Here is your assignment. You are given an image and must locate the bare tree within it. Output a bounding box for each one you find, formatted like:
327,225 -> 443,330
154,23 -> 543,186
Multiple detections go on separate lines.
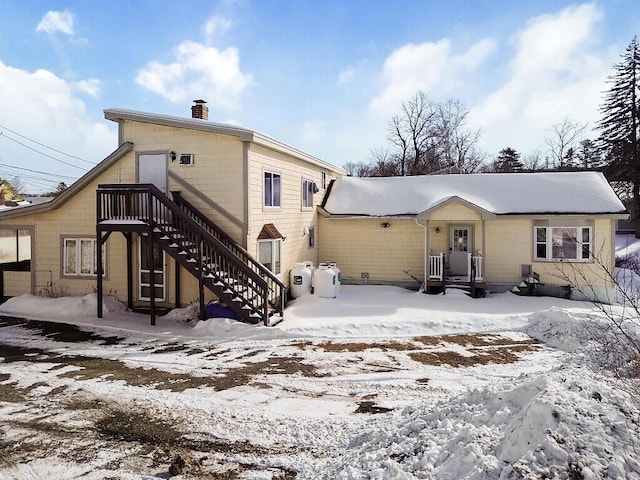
380,92 -> 484,176
342,161 -> 371,177
553,250 -> 640,395
545,117 -> 588,169
522,149 -> 546,171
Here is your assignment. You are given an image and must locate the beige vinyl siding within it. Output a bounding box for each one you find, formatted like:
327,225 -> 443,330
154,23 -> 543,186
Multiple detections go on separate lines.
248,144 -> 336,286
4,271 -> 31,296
319,217 -> 424,283
0,158 -> 135,298
483,219 -> 532,284
122,120 -> 246,245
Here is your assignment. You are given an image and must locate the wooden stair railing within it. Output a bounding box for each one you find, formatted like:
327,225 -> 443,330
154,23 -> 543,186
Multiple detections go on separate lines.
97,184 -> 283,325
171,191 -> 286,314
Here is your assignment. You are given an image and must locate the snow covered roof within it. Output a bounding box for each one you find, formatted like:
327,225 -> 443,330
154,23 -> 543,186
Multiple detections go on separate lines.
321,172 -> 627,217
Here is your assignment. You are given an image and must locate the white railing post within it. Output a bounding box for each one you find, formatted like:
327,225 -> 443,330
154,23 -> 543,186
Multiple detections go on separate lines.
472,256 -> 483,280
429,253 -> 444,280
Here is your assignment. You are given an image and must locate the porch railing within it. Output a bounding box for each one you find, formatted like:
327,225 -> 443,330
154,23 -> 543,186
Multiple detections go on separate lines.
428,252 -> 484,281
429,253 -> 445,280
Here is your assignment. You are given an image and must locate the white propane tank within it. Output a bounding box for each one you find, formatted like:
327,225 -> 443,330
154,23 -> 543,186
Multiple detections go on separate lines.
290,262 -> 314,298
314,264 -> 337,298
327,262 -> 341,294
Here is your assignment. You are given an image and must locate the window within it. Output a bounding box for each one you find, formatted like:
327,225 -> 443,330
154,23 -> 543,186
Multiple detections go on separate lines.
534,226 -> 591,261
63,238 -> 105,276
258,239 -> 281,275
264,171 -> 281,207
302,178 -> 314,209
321,171 -> 327,189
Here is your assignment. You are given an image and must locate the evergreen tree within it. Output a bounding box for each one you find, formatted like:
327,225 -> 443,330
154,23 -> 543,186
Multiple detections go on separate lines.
495,147 -> 523,173
598,36 -> 640,235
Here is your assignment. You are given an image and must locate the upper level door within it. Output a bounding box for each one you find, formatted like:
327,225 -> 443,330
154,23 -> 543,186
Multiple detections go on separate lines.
138,153 -> 167,193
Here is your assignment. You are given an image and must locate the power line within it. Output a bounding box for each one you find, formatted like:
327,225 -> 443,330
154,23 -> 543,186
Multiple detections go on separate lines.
0,162 -> 78,180
0,123 -> 94,165
0,131 -> 87,171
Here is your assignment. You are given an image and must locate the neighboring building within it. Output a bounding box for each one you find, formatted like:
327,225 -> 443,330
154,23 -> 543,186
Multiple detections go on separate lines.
0,101 -> 344,323
319,172 -> 627,302
0,181 -> 24,206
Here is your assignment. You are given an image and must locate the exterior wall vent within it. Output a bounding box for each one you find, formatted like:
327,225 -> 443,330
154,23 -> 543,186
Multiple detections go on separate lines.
179,154 -> 194,166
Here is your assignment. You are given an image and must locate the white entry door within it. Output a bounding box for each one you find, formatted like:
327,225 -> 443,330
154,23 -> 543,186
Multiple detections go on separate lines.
138,153 -> 167,192
449,226 -> 473,276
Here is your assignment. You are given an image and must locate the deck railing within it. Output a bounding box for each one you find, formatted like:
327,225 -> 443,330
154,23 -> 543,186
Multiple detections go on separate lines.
97,184 -> 282,325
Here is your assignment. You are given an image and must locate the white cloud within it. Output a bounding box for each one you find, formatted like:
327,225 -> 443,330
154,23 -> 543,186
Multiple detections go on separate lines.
36,11 -> 74,36
0,60 -> 115,191
74,79 -> 101,97
370,37 -> 496,114
204,15 -> 232,43
135,41 -> 253,109
469,3 -> 607,154
337,66 -> 356,85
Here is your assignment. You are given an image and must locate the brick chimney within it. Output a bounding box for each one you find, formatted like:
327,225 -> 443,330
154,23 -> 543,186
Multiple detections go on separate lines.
191,99 -> 208,120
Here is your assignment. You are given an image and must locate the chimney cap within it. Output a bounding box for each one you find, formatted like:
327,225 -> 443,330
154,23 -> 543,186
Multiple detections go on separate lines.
193,99 -> 207,105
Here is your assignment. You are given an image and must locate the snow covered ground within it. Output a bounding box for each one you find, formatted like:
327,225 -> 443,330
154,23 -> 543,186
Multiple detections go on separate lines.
1,283 -> 640,479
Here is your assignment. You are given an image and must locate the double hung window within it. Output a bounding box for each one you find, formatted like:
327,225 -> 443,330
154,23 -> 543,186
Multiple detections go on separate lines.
63,238 -> 105,276
264,172 -> 281,207
302,179 -> 314,209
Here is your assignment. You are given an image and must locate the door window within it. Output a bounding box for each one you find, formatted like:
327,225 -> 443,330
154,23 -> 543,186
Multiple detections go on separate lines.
451,228 -> 470,252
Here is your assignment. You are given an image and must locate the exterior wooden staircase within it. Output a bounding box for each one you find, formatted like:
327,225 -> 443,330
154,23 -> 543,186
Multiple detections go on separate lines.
96,184 -> 286,325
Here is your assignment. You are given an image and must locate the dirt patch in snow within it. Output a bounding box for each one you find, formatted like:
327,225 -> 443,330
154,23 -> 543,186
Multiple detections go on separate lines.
0,342 -> 322,392
410,344 -> 540,367
0,316 -> 124,344
294,334 -> 540,369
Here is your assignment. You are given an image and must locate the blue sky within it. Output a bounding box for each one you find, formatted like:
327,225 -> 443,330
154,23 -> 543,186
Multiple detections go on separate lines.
0,1 -> 638,192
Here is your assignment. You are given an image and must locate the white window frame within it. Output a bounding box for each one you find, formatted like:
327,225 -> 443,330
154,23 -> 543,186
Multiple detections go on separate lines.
258,239 -> 282,275
533,226 -> 592,262
302,178 -> 314,209
264,171 -> 281,208
62,237 -> 106,277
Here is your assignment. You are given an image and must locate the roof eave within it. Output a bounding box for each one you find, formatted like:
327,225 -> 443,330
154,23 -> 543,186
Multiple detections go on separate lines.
104,108 -> 345,175
0,141 -> 134,220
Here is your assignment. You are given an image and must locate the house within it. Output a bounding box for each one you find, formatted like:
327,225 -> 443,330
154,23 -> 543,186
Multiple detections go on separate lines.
0,181 -> 24,207
0,101 -> 344,324
0,101 -> 627,321
318,172 -> 627,301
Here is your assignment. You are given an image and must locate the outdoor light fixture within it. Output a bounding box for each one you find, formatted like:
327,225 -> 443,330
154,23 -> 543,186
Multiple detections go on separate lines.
380,222 -> 391,228
170,151 -> 177,162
